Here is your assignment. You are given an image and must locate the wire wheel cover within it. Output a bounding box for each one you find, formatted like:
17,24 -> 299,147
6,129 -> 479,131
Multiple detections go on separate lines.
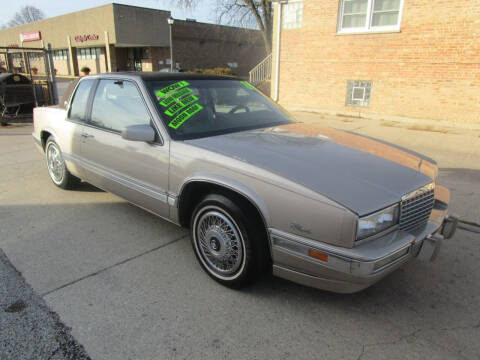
196,210 -> 244,276
47,143 -> 64,183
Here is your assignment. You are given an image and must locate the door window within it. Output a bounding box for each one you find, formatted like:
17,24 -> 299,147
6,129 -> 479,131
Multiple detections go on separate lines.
90,80 -> 152,133
69,79 -> 95,122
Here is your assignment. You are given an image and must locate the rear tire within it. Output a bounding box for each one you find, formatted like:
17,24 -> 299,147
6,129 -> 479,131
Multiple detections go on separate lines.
45,136 -> 81,189
190,193 -> 268,289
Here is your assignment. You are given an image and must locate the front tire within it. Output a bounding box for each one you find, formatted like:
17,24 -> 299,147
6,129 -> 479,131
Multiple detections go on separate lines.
45,137 -> 80,189
190,193 -> 268,289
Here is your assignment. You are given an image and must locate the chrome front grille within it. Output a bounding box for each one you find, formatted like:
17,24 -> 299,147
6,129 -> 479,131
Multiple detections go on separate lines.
399,183 -> 435,232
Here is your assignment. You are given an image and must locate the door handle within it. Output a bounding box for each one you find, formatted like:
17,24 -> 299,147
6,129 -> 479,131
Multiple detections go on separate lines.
80,133 -> 94,138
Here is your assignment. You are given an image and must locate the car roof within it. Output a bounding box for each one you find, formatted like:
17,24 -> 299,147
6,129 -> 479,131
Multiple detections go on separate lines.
63,72 -> 240,109
85,72 -> 238,81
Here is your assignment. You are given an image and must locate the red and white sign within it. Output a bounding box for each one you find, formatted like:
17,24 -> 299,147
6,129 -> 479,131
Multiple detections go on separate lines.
20,31 -> 42,42
74,34 -> 99,43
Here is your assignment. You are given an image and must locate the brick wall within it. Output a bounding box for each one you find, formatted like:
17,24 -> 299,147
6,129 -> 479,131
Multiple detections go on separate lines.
172,21 -> 266,76
273,0 -> 480,124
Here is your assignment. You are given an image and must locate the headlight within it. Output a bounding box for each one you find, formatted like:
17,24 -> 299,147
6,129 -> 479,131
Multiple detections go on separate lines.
357,204 -> 399,240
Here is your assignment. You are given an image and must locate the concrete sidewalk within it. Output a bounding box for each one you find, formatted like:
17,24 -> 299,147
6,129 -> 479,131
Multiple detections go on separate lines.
291,111 -> 480,171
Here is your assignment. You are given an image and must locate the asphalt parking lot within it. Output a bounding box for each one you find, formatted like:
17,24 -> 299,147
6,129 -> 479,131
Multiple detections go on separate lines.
1,121 -> 479,359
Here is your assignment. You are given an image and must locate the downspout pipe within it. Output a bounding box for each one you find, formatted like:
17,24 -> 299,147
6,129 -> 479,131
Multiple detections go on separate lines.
274,1 -> 286,102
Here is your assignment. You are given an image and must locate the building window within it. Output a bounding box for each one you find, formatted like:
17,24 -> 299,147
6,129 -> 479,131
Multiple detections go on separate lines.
11,53 -> 22,60
28,53 -> 43,61
10,53 -> 23,68
77,48 -> 101,60
283,0 -> 303,29
53,49 -> 69,60
346,80 -> 372,107
338,0 -> 404,34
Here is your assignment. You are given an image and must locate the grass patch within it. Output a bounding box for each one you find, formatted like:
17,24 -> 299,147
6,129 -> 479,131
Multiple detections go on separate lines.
407,124 -> 450,134
381,121 -> 399,127
336,112 -> 361,119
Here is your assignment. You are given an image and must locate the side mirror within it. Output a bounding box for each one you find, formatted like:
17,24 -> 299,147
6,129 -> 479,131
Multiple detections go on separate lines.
121,124 -> 156,142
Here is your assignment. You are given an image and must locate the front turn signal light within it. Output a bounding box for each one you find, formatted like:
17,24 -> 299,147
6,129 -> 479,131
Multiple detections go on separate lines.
308,249 -> 329,262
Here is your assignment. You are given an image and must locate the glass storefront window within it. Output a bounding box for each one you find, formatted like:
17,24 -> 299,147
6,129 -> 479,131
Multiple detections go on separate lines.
53,50 -> 68,60
77,47 -> 102,60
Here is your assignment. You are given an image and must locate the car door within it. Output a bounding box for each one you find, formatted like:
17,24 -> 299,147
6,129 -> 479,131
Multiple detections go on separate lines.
62,78 -> 97,179
80,78 -> 170,218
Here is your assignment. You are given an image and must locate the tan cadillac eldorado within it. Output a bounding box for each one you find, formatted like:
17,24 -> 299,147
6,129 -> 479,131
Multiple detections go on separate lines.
32,73 -> 457,293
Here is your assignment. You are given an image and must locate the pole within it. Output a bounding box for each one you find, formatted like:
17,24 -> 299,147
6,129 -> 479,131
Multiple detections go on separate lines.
104,31 -> 112,73
67,36 -> 75,76
169,23 -> 174,72
5,48 -> 10,72
46,43 -> 58,105
26,49 -> 38,107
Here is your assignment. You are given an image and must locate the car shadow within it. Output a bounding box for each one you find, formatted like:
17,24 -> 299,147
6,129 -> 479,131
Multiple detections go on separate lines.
75,182 -> 104,192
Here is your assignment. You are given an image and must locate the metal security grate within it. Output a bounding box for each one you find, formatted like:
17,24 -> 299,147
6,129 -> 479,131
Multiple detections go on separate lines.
399,183 -> 435,232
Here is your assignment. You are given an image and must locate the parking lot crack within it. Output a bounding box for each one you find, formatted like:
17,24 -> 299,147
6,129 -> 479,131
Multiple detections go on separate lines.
438,321 -> 480,332
357,329 -> 421,360
357,323 -> 478,360
41,234 -> 189,297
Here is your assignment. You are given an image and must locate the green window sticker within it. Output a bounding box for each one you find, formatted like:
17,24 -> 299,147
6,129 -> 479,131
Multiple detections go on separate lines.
160,87 -> 193,107
165,94 -> 198,117
155,80 -> 189,98
240,81 -> 256,91
168,103 -> 203,129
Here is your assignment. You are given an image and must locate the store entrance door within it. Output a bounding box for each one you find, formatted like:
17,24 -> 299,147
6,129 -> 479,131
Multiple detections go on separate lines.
133,48 -> 142,72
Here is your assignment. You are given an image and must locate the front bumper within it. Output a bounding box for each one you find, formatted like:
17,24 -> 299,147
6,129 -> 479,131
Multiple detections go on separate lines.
270,185 -> 456,293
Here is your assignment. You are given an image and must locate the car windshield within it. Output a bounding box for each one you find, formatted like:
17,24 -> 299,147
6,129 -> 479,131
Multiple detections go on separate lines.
145,79 -> 293,140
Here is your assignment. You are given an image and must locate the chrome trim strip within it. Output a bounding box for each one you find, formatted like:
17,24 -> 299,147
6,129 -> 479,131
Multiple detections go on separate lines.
167,194 -> 178,207
270,228 -> 354,260
63,152 -> 169,203
270,228 -> 414,277
401,182 -> 435,201
399,183 -> 435,231
269,228 -> 409,262
178,178 -> 271,227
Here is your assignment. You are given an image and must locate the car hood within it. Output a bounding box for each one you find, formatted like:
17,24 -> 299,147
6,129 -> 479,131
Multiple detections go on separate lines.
185,122 -> 436,215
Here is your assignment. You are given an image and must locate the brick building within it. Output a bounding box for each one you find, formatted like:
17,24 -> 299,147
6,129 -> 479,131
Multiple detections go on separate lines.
270,0 -> 480,124
0,3 -> 265,77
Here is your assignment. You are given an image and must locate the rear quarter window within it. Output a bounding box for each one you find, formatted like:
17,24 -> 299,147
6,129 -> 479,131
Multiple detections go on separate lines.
68,79 -> 95,122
